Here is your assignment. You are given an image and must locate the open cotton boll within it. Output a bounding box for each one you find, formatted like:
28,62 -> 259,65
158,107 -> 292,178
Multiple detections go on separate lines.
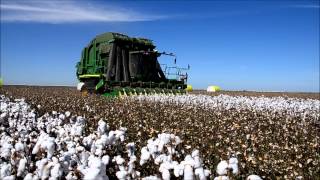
102,155 -> 110,165
97,119 -> 109,135
0,163 -> 12,178
107,131 -> 116,144
24,173 -> 34,180
195,167 -> 208,180
181,155 -> 195,180
173,163 -> 184,177
2,175 -> 15,180
84,168 -> 100,180
159,162 -> 174,180
228,157 -> 239,174
32,132 -> 48,155
204,169 -> 211,177
214,176 -> 230,180
17,158 -> 27,177
115,128 -> 126,142
50,160 -> 62,178
140,147 -> 151,165
58,113 -> 66,120
142,175 -> 161,180
114,155 -> 125,165
43,137 -> 56,158
216,160 -> 228,175
192,150 -> 202,168
0,143 -> 13,159
65,111 -> 71,118
116,170 -> 128,180
247,175 -> 262,180
41,162 -> 54,180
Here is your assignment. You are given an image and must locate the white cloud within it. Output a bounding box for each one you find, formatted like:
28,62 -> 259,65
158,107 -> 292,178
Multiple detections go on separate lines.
0,0 -> 166,23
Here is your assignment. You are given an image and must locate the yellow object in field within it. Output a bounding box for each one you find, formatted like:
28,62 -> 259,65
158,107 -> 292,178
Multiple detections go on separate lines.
207,85 -> 221,92
186,85 -> 193,91
0,78 -> 3,87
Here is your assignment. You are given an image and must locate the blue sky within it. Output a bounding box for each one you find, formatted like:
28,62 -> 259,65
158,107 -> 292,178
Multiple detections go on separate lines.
1,0 -> 319,92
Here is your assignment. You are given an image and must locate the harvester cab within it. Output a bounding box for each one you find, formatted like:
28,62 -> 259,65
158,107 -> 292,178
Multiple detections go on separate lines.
76,32 -> 188,96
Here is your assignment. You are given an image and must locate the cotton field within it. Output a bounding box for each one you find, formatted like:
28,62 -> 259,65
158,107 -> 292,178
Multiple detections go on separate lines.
0,86 -> 319,179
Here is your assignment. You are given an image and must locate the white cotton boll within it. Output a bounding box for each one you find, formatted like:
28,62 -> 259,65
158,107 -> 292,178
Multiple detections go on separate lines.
95,148 -> 103,156
71,125 -> 84,136
50,162 -> 62,178
247,175 -> 262,180
97,120 -> 108,135
102,155 -> 110,165
159,162 -> 174,180
59,114 -> 65,120
65,111 -> 71,118
84,168 -> 100,180
88,155 -> 102,168
216,160 -> 228,175
214,176 -> 229,180
76,145 -> 85,153
192,150 -> 201,168
158,141 -> 165,152
32,133 -> 46,155
2,175 -> 15,180
183,164 -> 194,180
181,155 -> 195,180
192,150 -> 199,158
0,163 -> 12,178
228,157 -> 239,175
17,158 -> 27,177
0,112 -> 7,119
140,147 -> 151,165
173,163 -> 184,177
76,116 -> 85,125
41,162 -> 53,180
195,167 -> 207,180
154,154 -> 167,165
115,129 -> 125,142
42,137 -> 56,159
204,169 -> 211,177
1,143 -> 13,159
80,151 -> 90,165
114,155 -> 125,165
160,168 -> 170,180
24,173 -> 33,180
116,170 -> 128,180
36,158 -> 48,178
66,172 -> 76,180
83,135 -> 94,147
99,134 -> 109,146
108,131 -> 116,144
128,155 -> 137,175
142,176 -> 161,180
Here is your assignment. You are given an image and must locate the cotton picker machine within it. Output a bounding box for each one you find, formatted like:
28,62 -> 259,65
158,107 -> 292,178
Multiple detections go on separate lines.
76,32 -> 189,97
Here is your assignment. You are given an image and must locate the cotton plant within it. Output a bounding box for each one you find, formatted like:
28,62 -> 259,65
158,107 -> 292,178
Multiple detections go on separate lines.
139,132 -> 211,180
1,94 -> 305,179
132,94 -> 320,118
0,96 -> 132,179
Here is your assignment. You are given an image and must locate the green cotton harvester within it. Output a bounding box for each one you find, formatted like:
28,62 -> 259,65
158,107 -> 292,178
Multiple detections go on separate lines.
76,32 -> 189,97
